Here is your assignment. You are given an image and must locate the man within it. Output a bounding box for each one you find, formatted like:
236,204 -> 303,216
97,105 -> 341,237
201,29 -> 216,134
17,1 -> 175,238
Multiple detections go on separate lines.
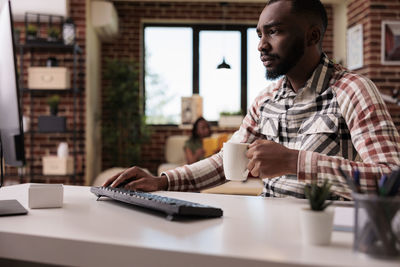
104,0 -> 400,199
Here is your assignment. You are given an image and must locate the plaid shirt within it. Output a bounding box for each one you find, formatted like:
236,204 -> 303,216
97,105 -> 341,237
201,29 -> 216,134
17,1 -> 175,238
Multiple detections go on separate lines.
163,54 -> 400,199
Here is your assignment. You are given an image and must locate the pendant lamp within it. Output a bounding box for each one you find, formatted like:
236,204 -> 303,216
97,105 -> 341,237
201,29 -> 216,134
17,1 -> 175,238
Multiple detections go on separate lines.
217,2 -> 231,70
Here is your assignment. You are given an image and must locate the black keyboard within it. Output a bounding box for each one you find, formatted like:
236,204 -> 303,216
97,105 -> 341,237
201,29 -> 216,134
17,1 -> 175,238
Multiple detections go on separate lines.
90,186 -> 223,220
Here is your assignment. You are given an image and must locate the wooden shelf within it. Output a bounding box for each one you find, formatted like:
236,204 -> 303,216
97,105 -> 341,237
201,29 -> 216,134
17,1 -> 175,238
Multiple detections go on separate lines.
22,88 -> 75,93
16,43 -> 82,53
24,130 -> 79,135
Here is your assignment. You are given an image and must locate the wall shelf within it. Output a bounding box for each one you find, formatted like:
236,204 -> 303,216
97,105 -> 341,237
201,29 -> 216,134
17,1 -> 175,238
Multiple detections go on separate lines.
17,43 -> 82,53
21,88 -> 82,94
18,42 -> 83,184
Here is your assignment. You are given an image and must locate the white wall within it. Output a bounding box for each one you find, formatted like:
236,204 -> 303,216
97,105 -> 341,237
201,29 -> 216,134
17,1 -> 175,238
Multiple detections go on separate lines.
85,0 -> 102,185
333,1 -> 348,66
9,0 -> 69,21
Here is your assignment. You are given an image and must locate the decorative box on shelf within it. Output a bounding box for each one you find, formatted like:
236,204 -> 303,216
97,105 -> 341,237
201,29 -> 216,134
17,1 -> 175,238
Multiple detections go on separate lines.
42,156 -> 73,175
181,94 -> 203,126
38,116 -> 66,133
28,67 -> 70,89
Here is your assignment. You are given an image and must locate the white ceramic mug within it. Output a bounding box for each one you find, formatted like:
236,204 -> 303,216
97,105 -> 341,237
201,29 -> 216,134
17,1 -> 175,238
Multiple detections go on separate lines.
223,142 -> 249,181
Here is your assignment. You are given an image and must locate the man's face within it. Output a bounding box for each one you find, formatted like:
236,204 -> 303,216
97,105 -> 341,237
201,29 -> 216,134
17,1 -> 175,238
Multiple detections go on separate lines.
256,1 -> 307,80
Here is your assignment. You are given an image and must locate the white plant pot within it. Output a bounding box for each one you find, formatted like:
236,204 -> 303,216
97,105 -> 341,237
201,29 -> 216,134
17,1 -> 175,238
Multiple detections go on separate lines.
300,207 -> 334,246
218,115 -> 243,128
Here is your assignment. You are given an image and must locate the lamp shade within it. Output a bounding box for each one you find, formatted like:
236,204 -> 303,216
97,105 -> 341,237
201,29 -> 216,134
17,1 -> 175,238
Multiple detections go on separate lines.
217,57 -> 231,69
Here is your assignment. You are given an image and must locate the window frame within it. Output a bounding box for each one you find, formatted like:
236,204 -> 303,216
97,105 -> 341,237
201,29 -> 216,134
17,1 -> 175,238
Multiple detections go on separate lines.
143,23 -> 257,124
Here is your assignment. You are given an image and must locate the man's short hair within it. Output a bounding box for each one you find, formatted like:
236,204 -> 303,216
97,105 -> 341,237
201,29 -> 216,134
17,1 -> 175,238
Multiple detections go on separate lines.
267,0 -> 328,37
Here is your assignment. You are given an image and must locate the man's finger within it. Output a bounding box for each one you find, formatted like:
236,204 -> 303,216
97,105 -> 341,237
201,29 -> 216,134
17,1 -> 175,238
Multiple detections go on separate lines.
246,145 -> 255,158
128,178 -> 156,192
111,167 -> 139,187
250,162 -> 260,177
248,139 -> 261,148
247,159 -> 256,175
102,170 -> 125,187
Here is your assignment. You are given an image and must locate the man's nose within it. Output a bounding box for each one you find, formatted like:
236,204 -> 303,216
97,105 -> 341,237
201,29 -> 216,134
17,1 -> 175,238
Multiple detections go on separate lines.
258,37 -> 271,52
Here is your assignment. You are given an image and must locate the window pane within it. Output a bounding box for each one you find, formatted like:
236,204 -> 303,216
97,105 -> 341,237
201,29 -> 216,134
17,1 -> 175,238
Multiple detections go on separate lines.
144,27 -> 192,124
247,28 -> 271,109
199,31 -> 241,121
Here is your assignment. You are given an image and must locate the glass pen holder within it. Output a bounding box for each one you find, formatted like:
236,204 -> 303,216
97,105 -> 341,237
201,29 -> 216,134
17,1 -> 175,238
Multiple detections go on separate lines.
353,193 -> 400,258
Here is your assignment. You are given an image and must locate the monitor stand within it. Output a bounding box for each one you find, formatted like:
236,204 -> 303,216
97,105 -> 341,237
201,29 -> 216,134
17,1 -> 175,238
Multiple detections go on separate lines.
0,139 -> 28,216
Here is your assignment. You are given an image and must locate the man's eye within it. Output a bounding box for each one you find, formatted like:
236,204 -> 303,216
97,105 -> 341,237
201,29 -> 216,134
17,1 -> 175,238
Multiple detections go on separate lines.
268,29 -> 277,35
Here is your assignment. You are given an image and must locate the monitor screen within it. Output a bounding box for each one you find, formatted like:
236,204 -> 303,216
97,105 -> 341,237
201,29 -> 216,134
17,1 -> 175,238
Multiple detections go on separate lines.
0,0 -> 25,167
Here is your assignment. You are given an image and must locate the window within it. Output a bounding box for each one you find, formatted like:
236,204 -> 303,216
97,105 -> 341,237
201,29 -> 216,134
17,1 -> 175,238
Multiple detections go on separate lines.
199,31 -> 241,121
247,28 -> 270,108
143,24 -> 273,125
144,27 -> 192,124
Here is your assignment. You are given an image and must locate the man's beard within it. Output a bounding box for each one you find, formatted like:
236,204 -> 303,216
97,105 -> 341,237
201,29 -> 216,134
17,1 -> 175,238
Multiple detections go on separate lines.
265,36 -> 305,80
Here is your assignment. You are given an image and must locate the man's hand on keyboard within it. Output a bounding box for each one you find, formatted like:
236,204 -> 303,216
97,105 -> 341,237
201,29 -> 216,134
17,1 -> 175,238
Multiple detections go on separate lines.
102,166 -> 168,192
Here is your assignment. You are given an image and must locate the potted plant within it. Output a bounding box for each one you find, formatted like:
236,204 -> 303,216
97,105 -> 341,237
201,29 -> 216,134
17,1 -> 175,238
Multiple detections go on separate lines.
218,110 -> 244,128
47,27 -> 60,42
300,180 -> 334,245
26,24 -> 38,41
47,95 -> 60,116
102,58 -> 150,167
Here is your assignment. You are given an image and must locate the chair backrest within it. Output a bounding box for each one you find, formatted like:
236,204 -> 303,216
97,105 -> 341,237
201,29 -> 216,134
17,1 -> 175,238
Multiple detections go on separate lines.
92,167 -> 126,186
165,135 -> 189,164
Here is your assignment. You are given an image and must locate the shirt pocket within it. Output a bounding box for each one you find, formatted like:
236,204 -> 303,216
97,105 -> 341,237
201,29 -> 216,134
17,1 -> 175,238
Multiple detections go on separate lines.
299,114 -> 339,135
260,117 -> 279,141
299,114 -> 340,153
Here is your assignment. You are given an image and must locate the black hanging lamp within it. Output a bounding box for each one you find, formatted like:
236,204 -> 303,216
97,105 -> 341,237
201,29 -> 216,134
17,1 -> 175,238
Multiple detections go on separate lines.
217,57 -> 231,69
217,2 -> 231,70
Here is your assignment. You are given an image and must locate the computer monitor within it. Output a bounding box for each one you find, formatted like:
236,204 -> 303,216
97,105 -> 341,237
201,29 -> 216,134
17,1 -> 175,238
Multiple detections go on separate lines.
0,0 -> 27,216
0,0 -> 25,168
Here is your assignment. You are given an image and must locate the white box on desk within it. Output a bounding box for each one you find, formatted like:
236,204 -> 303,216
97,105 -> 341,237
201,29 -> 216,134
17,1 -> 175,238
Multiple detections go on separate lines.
42,156 -> 73,175
28,184 -> 64,209
28,67 -> 71,89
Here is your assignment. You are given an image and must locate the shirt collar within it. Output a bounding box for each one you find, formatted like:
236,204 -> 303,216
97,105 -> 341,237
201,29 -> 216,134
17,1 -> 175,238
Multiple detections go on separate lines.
273,53 -> 334,101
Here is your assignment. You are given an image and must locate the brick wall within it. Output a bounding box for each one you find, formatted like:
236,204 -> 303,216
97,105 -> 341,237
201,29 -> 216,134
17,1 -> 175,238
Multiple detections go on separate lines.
101,1 -> 334,174
6,0 -> 86,185
347,0 -> 400,128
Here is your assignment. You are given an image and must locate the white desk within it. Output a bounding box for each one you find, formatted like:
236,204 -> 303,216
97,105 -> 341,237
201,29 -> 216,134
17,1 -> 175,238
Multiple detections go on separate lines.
0,184 -> 399,267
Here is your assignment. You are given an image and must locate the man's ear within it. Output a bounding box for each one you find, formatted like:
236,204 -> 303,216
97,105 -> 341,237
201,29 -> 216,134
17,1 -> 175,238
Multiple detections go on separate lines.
306,26 -> 321,47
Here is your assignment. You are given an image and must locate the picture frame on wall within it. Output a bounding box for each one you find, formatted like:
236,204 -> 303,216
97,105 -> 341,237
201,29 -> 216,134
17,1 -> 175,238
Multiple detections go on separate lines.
382,21 -> 400,65
347,24 -> 363,70
181,95 -> 203,126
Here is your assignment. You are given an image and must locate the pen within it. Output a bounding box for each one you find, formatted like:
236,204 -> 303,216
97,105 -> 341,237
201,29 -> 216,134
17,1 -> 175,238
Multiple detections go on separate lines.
373,176 -> 380,196
388,171 -> 400,196
383,168 -> 400,197
379,175 -> 388,188
338,167 -> 359,193
353,168 -> 360,192
378,175 -> 388,196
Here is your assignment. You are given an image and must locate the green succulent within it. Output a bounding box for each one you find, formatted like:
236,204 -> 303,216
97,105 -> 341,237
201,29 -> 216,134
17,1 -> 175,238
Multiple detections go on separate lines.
26,24 -> 38,35
47,27 -> 60,38
47,95 -> 60,109
219,110 -> 243,116
304,180 -> 333,211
